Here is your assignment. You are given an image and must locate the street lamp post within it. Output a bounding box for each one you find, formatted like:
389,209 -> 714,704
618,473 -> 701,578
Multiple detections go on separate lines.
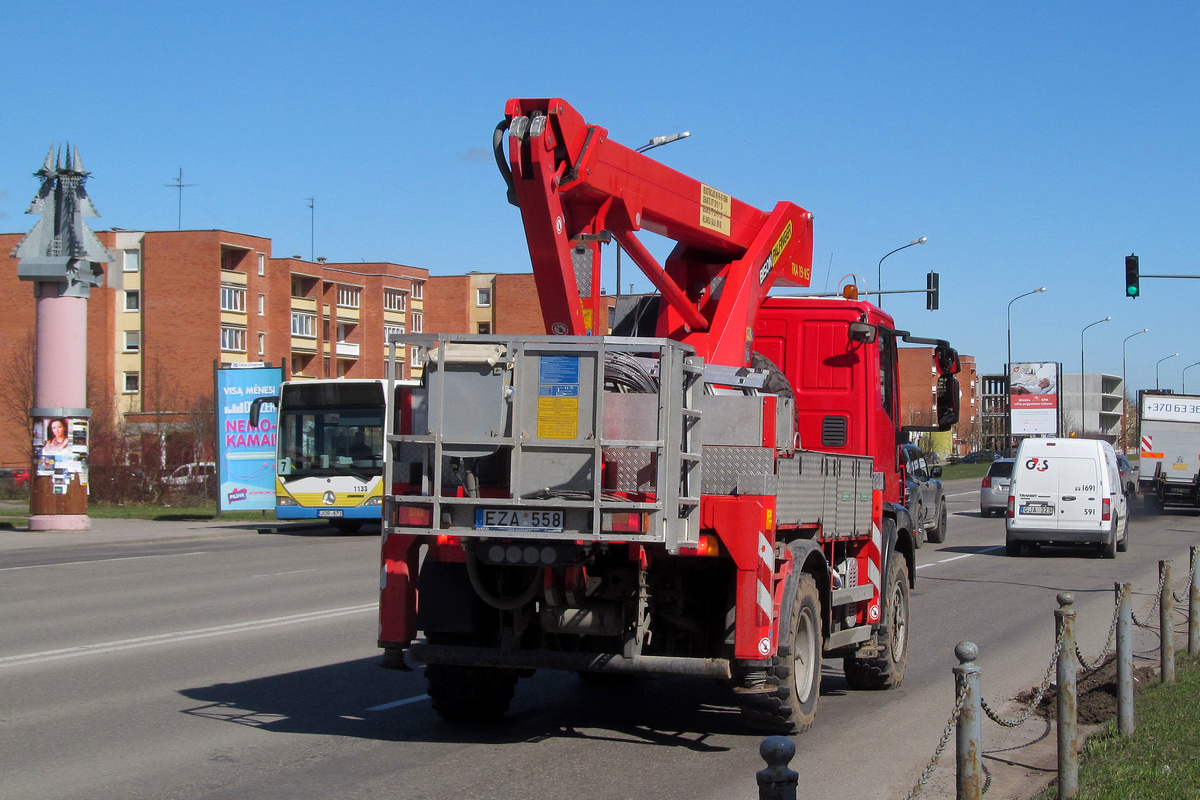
636,131 -> 690,153
1080,316 -> 1112,436
1006,287 -> 1047,453
1121,328 -> 1149,452
875,237 -> 927,307
1184,362 -> 1200,394
1156,353 -> 1180,391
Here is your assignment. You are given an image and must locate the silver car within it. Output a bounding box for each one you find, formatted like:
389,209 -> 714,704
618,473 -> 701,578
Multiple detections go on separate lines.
980,458 -> 1015,517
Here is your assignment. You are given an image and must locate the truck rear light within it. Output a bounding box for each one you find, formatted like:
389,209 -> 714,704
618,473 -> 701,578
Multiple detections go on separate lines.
1102,497 -> 1111,521
1006,496 -> 1014,518
394,504 -> 433,527
603,512 -> 646,533
436,534 -> 460,546
679,533 -> 720,556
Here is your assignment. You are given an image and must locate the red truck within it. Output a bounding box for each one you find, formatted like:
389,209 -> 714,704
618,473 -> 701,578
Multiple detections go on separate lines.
378,98 -> 959,733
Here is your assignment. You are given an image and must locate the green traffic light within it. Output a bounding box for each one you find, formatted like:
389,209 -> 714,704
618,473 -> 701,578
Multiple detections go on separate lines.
1127,286 -> 1139,297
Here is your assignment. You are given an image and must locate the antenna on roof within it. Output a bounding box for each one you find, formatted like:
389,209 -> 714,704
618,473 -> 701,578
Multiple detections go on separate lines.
165,167 -> 195,230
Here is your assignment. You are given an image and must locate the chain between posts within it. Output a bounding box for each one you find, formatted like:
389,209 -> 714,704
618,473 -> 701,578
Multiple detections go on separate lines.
1171,548 -> 1196,604
1076,593 -> 1121,670
901,681 -> 968,800
1132,568 -> 1167,628
979,624 -> 1065,728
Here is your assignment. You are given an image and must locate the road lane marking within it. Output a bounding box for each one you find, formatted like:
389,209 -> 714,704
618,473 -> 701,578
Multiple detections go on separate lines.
947,491 -> 979,498
0,603 -> 376,668
367,694 -> 430,711
916,545 -> 1007,570
253,569 -> 318,578
0,551 -> 209,571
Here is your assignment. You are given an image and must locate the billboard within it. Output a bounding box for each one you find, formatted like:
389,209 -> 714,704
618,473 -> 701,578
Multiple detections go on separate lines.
215,364 -> 283,511
1010,361 -> 1059,435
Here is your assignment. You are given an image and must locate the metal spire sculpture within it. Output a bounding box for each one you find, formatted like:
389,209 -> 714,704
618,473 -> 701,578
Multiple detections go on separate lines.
15,143 -> 111,295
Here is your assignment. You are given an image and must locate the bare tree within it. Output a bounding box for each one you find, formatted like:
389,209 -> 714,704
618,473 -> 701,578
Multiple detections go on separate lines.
0,330 -> 35,439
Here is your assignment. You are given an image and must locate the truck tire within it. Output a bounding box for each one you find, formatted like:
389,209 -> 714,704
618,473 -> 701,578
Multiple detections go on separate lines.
425,663 -> 518,722
926,501 -> 948,544
843,550 -> 910,690
739,571 -> 821,734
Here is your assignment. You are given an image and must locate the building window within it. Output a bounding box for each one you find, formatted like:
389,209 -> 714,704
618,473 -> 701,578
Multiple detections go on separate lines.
337,285 -> 361,308
221,326 -> 247,353
410,347 -> 422,367
411,281 -> 424,299
258,333 -> 266,357
124,290 -> 140,312
384,324 -> 405,343
476,288 -> 492,307
411,312 -> 423,333
258,253 -> 266,276
123,331 -> 140,352
383,289 -> 407,312
123,372 -> 140,394
221,285 -> 246,313
291,312 -> 316,338
477,322 -> 491,334
258,294 -> 265,315
122,250 -> 140,273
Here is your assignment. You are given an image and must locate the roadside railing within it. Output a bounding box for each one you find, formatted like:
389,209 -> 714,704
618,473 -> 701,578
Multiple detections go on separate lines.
751,546 -> 1200,800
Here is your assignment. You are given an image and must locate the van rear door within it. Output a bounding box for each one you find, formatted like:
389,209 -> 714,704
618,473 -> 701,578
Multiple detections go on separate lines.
1054,456 -> 1102,532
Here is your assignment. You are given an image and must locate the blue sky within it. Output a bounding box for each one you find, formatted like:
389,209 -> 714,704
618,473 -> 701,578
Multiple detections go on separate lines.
4,1 -> 1199,394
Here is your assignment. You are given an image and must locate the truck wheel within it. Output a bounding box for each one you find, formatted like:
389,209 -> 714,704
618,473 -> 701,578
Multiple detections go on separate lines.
739,571 -> 821,734
926,502 -> 948,544
843,552 -> 910,690
425,663 -> 518,722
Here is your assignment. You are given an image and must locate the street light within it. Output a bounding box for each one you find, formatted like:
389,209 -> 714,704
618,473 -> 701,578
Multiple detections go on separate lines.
1006,287 -> 1048,452
1080,316 -> 1112,435
1156,353 -> 1180,391
1184,362 -> 1200,394
1121,328 -> 1149,452
875,237 -> 927,307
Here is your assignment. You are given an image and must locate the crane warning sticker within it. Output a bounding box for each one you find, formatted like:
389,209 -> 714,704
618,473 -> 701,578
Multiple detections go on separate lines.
700,184 -> 731,236
537,355 -> 580,439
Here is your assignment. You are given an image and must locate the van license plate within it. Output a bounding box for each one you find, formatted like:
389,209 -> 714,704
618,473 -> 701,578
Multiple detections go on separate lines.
475,509 -> 564,532
318,509 -> 343,518
1020,504 -> 1054,516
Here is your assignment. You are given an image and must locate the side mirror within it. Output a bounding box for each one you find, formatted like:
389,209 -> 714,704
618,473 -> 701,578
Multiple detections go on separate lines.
930,465 -> 942,479
848,322 -> 877,343
249,395 -> 279,428
936,375 -> 960,428
935,345 -> 960,375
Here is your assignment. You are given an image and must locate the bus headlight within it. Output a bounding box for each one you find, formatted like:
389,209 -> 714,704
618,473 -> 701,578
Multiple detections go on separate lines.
277,496 -> 298,506
365,496 -> 383,506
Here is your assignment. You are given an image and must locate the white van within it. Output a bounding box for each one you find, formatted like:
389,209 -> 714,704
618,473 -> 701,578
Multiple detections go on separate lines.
1006,438 -> 1128,558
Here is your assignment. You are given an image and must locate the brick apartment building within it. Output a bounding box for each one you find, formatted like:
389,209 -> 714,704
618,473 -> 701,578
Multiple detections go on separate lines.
425,272 -> 617,336
0,228 -> 426,470
898,347 -> 979,457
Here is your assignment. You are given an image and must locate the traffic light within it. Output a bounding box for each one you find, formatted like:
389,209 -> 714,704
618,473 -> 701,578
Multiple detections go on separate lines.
1125,253 -> 1140,298
926,271 -> 940,310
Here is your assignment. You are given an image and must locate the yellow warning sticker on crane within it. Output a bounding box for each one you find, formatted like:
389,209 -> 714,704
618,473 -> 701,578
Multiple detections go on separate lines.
538,397 -> 579,439
700,184 -> 731,235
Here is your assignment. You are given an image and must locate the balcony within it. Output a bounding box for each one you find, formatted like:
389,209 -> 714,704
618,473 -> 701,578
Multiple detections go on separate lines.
336,341 -> 360,358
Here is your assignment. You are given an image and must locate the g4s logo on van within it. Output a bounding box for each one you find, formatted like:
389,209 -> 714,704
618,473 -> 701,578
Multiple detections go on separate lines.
1025,457 -> 1050,472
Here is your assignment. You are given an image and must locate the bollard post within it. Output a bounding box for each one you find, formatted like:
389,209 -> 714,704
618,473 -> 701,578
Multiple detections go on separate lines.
1116,582 -> 1134,736
1056,592 -> 1078,800
1190,546 -> 1200,657
1160,560 -> 1175,683
954,641 -> 982,800
756,736 -> 797,800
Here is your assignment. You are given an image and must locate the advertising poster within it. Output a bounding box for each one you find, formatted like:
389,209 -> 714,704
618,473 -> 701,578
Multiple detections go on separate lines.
216,365 -> 282,511
1010,361 -> 1059,435
32,416 -> 90,494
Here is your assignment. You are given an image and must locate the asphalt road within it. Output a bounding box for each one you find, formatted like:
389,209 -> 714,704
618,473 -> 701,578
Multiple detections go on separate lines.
1,484 -> 1195,800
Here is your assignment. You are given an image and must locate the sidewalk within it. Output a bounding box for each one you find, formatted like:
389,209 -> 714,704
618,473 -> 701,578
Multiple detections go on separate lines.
0,502 -> 334,553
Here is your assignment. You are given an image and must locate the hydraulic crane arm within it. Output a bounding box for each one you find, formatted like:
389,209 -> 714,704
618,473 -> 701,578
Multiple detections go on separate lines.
498,97 -> 814,367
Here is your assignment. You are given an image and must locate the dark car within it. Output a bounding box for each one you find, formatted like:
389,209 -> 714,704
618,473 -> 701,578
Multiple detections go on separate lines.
900,443 -> 947,545
1116,454 -> 1138,496
958,450 -> 998,464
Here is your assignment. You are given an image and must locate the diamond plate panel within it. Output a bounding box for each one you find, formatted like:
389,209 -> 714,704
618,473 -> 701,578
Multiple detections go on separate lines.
701,446 -> 774,495
571,246 -> 593,298
603,450 -> 657,492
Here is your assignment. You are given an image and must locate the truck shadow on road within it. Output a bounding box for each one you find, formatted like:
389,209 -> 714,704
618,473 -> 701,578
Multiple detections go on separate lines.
179,656 -> 842,749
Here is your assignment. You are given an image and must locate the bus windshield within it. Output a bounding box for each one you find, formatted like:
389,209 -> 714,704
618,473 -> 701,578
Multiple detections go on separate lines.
276,382 -> 386,479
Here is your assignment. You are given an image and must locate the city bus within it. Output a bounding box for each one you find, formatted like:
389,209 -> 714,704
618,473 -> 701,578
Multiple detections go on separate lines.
255,378 -> 408,532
